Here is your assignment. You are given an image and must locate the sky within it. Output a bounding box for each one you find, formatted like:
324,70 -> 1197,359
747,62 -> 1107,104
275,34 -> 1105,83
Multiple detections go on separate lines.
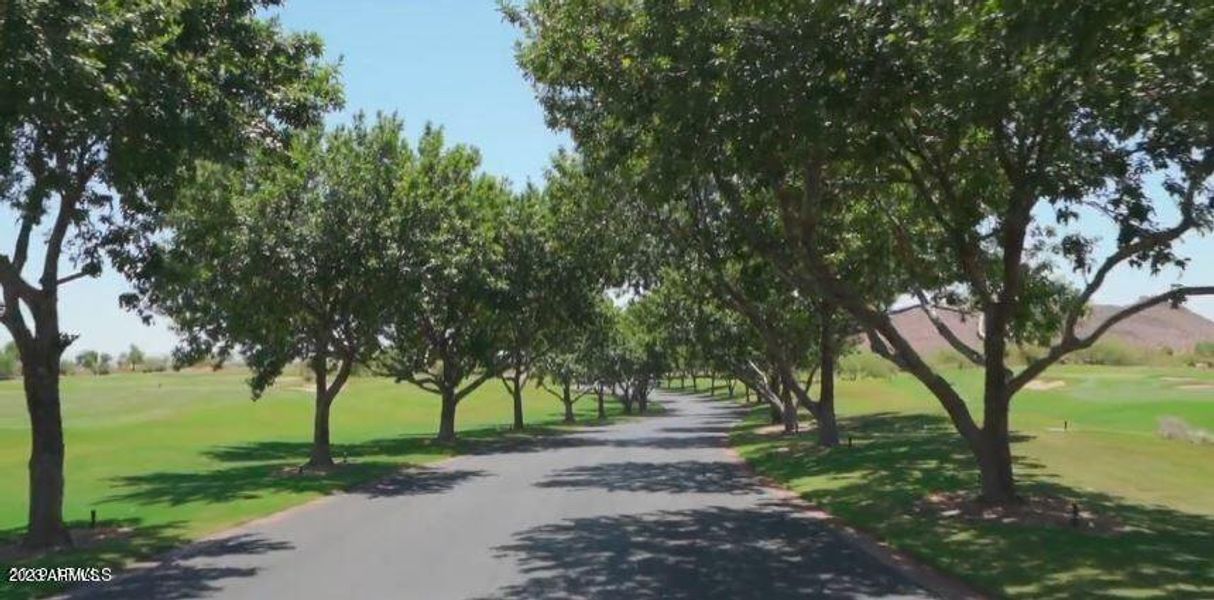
1,0 -> 1212,358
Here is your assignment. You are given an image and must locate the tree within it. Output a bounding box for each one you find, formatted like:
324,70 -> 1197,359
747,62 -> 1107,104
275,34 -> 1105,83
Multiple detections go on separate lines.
536,349 -> 592,424
616,296 -> 670,415
496,186 -> 557,430
1,341 -> 21,379
494,170 -> 603,432
0,0 -> 339,547
378,127 -> 511,443
124,345 -> 145,372
498,153 -> 616,428
578,300 -> 624,420
138,114 -> 409,467
511,0 -> 1214,503
74,351 -> 100,375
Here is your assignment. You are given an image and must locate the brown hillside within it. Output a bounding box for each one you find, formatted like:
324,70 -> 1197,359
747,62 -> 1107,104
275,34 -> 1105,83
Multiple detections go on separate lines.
886,303 -> 1214,357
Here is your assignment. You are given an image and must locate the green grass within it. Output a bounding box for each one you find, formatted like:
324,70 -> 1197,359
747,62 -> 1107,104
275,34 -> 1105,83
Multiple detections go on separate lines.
0,370 -> 631,598
698,365 -> 1214,598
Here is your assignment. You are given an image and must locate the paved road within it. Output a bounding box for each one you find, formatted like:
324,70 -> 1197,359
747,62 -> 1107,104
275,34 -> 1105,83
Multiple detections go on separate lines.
70,391 -> 935,599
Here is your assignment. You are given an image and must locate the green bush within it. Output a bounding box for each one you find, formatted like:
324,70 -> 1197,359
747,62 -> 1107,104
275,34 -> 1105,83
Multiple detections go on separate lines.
1197,342 -> 1214,358
0,353 -> 17,380
1006,344 -> 1047,366
838,351 -> 899,380
0,342 -> 18,379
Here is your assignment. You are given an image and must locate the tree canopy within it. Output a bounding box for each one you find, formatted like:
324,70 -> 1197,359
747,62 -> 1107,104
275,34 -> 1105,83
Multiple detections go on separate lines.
141,113 -> 411,466
510,0 -> 1214,502
0,0 -> 340,548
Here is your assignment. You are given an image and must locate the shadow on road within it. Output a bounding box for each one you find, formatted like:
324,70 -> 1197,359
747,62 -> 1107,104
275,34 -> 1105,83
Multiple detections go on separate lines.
535,461 -> 763,495
359,468 -> 489,498
479,504 -> 926,599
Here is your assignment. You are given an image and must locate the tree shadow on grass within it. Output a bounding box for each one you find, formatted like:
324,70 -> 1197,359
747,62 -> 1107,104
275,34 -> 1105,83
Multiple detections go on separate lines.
735,409 -> 1214,599
535,461 -> 764,495
477,504 -> 931,599
0,520 -> 180,599
106,417 -> 672,510
0,520 -> 290,600
105,462 -> 491,506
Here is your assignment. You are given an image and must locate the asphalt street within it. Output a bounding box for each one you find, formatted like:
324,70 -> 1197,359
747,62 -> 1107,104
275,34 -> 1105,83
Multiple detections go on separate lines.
69,391 -> 936,599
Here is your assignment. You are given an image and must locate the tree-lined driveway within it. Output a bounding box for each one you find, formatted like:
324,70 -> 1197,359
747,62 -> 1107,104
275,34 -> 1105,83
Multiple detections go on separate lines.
71,392 -> 936,599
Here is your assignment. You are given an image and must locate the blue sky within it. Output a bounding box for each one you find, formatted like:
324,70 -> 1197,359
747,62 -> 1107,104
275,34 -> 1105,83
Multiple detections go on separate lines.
1,0 -> 1212,357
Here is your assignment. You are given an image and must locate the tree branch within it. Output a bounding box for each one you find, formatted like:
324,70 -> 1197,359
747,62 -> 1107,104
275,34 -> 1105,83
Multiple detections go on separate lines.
55,270 -> 93,286
1061,163 -> 1211,339
454,368 -> 499,402
402,373 -> 442,395
13,217 -> 34,271
0,256 -> 41,302
912,289 -> 985,366
1011,286 -> 1214,394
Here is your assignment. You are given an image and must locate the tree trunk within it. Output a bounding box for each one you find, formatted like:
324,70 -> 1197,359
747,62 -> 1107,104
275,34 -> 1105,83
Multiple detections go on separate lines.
437,389 -> 458,443
781,385 -> 798,434
745,385 -> 751,403
562,382 -> 575,424
976,391 -> 1017,503
511,372 -> 525,431
976,309 -> 1018,503
817,318 -> 840,447
709,374 -> 716,396
766,376 -> 780,423
23,354 -> 71,549
596,385 -> 606,420
309,392 -> 335,467
691,373 -> 698,390
679,373 -> 686,388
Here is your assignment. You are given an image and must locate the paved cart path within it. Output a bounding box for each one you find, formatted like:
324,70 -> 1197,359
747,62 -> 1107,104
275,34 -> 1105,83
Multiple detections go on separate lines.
70,391 -> 937,599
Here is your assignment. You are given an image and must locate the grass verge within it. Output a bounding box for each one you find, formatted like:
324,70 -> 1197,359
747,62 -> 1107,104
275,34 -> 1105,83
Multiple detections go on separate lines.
692,366 -> 1214,598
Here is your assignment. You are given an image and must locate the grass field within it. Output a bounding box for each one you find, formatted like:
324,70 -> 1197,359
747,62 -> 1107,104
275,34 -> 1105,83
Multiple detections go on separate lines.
710,365 -> 1214,598
0,369 -> 627,598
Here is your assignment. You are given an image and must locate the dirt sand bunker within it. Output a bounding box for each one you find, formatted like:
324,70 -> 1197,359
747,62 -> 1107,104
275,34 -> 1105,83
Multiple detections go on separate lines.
1025,379 -> 1067,391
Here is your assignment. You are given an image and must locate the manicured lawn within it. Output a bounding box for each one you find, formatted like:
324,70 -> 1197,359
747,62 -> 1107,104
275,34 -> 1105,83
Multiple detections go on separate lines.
696,365 -> 1214,598
0,370 -> 623,598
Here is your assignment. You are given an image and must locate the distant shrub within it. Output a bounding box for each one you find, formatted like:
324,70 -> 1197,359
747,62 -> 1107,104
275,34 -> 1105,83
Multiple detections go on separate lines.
838,352 -> 899,380
1072,340 -> 1144,366
0,356 -> 17,380
1197,342 -> 1214,358
140,357 -> 168,373
928,349 -> 977,371
1158,416 -> 1213,445
1007,344 -> 1047,366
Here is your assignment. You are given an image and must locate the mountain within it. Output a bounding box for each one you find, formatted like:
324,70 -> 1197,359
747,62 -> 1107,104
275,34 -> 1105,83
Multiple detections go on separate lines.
886,303 -> 1214,356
